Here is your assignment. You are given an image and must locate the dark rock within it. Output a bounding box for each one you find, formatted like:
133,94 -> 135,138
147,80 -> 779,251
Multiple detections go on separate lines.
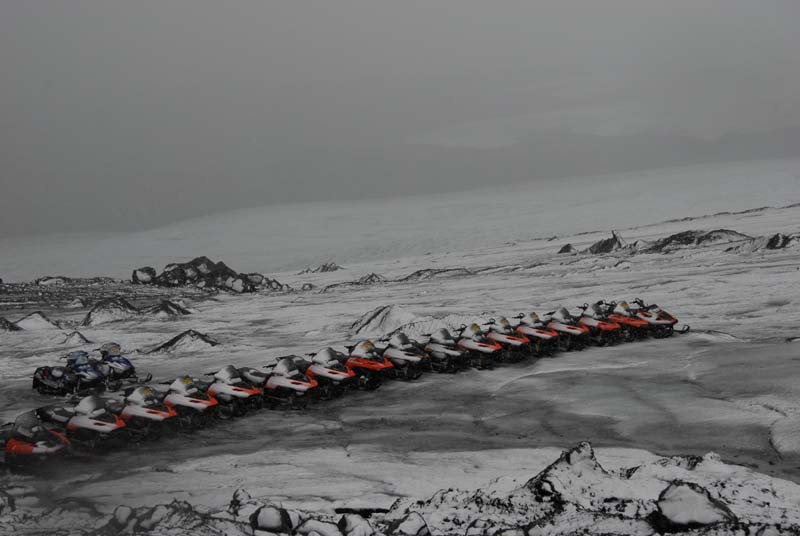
299,262 -> 343,274
245,273 -> 265,285
148,329 -> 219,354
0,317 -> 23,331
338,514 -> 376,536
647,229 -> 751,253
766,233 -> 796,250
34,276 -> 70,286
145,300 -> 192,319
397,268 -> 472,282
301,283 -> 316,291
132,266 -> 157,284
585,231 -> 627,254
557,243 -> 576,254
61,331 -> 93,345
81,297 -> 140,327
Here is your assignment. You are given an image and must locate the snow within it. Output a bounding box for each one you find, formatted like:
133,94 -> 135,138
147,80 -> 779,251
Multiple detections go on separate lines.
656,482 -> 733,526
13,311 -> 59,330
1,158 -> 800,533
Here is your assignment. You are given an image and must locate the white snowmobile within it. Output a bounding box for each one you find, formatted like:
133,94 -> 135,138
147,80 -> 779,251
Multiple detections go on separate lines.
299,349 -> 358,399
37,395 -> 127,450
483,317 -> 531,362
512,312 -> 560,356
113,386 -> 178,441
423,328 -> 466,372
629,298 -> 688,338
542,308 -> 590,351
205,365 -> 263,419
377,332 -> 427,380
455,324 -> 501,369
163,376 -> 220,429
241,358 -> 318,409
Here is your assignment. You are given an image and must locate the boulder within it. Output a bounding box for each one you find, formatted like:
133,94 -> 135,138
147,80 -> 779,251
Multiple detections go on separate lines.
250,505 -> 294,533
585,231 -> 627,254
766,233 -> 797,250
338,514 -> 375,536
557,243 -> 576,254
132,267 -> 157,284
145,300 -> 192,319
386,512 -> 430,536
649,480 -> 736,532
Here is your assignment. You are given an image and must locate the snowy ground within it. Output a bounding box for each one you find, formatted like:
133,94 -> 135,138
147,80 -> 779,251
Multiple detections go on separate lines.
1,159 -> 799,531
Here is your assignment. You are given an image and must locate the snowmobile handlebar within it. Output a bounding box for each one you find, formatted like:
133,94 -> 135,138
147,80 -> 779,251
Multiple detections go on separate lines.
512,313 -> 525,319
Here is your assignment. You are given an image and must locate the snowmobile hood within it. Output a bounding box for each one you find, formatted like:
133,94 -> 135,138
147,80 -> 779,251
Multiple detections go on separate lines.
126,386 -> 162,407
169,376 -> 200,395
553,307 -> 575,323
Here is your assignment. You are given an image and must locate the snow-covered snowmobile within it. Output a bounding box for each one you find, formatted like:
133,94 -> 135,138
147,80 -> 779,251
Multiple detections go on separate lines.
604,301 -> 651,341
205,365 -> 263,419
112,386 -> 178,441
295,349 -> 357,399
512,312 -> 560,356
242,358 -> 318,409
37,395 -> 127,450
629,298 -> 688,337
344,341 -> 395,390
456,324 -> 501,369
32,351 -> 106,396
576,302 -> 622,346
542,308 -> 590,351
0,410 -> 71,466
163,376 -> 219,429
96,342 -> 152,390
423,328 -> 466,372
483,317 -> 531,362
377,332 -> 427,380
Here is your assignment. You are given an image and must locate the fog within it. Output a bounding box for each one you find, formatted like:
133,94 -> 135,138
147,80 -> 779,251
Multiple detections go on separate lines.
1,0 -> 799,237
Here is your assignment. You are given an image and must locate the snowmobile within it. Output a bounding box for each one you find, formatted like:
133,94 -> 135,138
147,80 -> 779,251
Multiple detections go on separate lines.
32,351 -> 106,396
241,357 -> 319,409
455,324 -> 501,369
163,376 -> 220,429
604,301 -> 651,341
376,332 -> 427,380
204,365 -> 263,419
629,298 -> 688,338
295,349 -> 357,399
542,308 -> 590,351
344,341 -> 395,390
576,302 -> 623,346
37,395 -> 127,449
483,317 -> 531,362
512,312 -> 560,356
96,342 -> 152,390
111,386 -> 178,441
0,410 -> 71,467
422,328 -> 465,372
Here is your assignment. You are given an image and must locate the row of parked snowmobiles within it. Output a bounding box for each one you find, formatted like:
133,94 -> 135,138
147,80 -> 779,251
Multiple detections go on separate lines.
2,299 -> 686,466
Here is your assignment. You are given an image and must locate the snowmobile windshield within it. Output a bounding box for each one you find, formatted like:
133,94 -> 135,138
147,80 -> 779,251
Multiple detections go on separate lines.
13,411 -> 41,436
273,358 -> 300,377
390,333 -> 411,347
100,342 -> 122,357
215,365 -> 243,384
431,329 -> 454,344
75,395 -> 107,416
67,352 -> 91,366
314,348 -> 344,365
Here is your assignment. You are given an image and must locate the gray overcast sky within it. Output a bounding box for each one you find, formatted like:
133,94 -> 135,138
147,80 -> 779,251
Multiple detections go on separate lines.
2,0 -> 799,237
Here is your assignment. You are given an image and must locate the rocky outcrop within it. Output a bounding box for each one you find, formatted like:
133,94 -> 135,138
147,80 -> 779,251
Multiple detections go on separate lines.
131,267 -> 157,284
322,273 -> 388,293
299,262 -> 343,274
147,329 -> 219,354
396,268 -> 472,282
145,300 -> 192,319
0,317 -> 22,331
646,229 -> 751,253
585,231 -> 627,255
14,311 -> 60,330
649,481 -> 736,532
81,297 -> 140,326
60,331 -> 93,345
557,243 -> 576,254
131,256 -> 289,293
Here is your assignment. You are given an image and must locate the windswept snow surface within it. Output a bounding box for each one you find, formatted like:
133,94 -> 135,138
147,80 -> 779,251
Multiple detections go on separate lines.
0,158 -> 798,282
0,158 -> 800,532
